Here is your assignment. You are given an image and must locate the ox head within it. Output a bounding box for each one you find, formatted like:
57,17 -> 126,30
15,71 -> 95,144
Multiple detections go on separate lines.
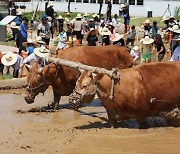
69,71 -> 104,110
24,62 -> 49,104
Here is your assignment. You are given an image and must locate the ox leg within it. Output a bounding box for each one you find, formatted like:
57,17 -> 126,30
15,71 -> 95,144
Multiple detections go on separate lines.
51,88 -> 61,110
109,120 -> 118,128
136,117 -> 148,129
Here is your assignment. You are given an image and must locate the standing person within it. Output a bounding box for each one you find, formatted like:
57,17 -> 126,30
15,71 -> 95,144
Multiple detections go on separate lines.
46,1 -> 54,20
112,14 -> 118,29
0,52 -> 4,76
98,0 -> 103,16
8,0 -> 12,15
143,19 -> 151,36
126,25 -> 137,46
37,15 -> 52,49
151,21 -> 159,38
153,34 -> 166,62
1,52 -> 23,78
170,36 -> 180,61
14,11 -> 22,26
106,0 -> 112,22
140,36 -> 154,63
20,17 -> 29,41
73,14 -> 83,46
9,2 -> 16,16
86,28 -> 98,46
57,15 -> 64,33
119,3 -> 130,33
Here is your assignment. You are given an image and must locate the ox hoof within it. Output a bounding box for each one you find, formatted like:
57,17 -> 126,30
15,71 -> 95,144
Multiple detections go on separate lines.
48,102 -> 59,110
109,120 -> 118,128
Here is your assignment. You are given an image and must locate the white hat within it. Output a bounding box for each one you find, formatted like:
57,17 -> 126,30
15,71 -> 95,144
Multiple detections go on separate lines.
83,13 -> 89,17
49,1 -> 54,7
17,11 -> 22,16
132,46 -> 139,51
89,18 -> 94,22
75,13 -> 83,19
9,22 -> 19,29
112,33 -> 124,42
22,39 -> 38,47
101,27 -> 111,36
160,16 -> 170,22
144,19 -> 150,24
57,15 -> 63,20
36,36 -> 46,45
92,13 -> 99,18
89,28 -> 95,32
1,52 -> 17,66
34,47 -> 51,58
168,25 -> 180,34
140,36 -> 154,44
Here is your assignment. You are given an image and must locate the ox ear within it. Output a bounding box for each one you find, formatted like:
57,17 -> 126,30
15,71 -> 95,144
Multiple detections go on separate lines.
94,74 -> 104,82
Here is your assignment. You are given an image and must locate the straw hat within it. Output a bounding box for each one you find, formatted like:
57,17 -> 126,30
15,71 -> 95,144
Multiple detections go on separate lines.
34,47 -> 50,58
9,22 -> 19,29
92,13 -> 99,18
49,1 -> 54,7
140,36 -> 154,44
160,16 -> 170,22
101,27 -> 111,35
168,25 -> 180,34
1,52 -> 17,66
132,46 -> 139,51
57,15 -> 63,20
83,13 -> 89,17
75,13 -> 83,19
22,39 -> 38,47
112,33 -> 124,42
89,28 -> 95,32
36,36 -> 46,45
89,18 -> 94,22
144,19 -> 150,24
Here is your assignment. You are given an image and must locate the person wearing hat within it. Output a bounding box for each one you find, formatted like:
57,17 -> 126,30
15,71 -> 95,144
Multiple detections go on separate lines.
140,35 -> 154,63
37,14 -> 52,49
56,28 -> 67,53
112,32 -> 125,46
83,13 -> 89,22
143,19 -> 151,36
153,34 -> 166,62
73,14 -> 83,46
100,27 -> 111,46
170,35 -> 180,61
57,15 -> 64,34
1,52 -> 23,78
6,22 -> 26,54
88,18 -> 95,29
21,47 -> 51,67
22,39 -> 38,55
169,16 -> 177,27
36,36 -> 46,47
126,25 -> 137,47
167,25 -> 180,58
130,46 -> 140,64
86,28 -> 98,46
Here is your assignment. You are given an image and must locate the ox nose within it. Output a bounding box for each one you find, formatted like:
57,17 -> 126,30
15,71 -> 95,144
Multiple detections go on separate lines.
24,93 -> 35,104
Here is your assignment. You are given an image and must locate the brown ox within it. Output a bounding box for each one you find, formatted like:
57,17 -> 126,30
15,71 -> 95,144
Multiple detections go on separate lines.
24,45 -> 133,109
70,62 -> 180,128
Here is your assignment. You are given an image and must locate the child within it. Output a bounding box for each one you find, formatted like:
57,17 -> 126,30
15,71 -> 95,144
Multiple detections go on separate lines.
151,21 -> 159,38
56,29 -> 67,52
86,28 -> 98,46
130,46 -> 140,64
22,39 -> 38,55
126,25 -> 137,46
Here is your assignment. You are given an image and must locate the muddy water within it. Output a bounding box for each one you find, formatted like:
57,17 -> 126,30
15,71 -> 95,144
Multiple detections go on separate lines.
0,89 -> 180,153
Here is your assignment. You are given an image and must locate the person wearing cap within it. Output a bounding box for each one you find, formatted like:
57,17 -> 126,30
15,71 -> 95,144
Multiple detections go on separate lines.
170,36 -> 180,61
126,25 -> 137,47
130,46 -> 140,64
1,52 -> 23,78
112,32 -> 125,46
106,0 -> 112,21
37,14 -> 52,49
21,47 -> 51,67
153,34 -> 166,62
86,28 -> 98,46
119,3 -> 130,33
6,22 -> 26,54
140,35 -> 154,63
22,39 -> 38,55
73,14 -> 83,46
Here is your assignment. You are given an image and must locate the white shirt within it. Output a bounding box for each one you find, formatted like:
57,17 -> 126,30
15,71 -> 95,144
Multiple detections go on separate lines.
130,49 -> 140,61
22,53 -> 44,66
112,18 -> 118,28
12,54 -> 23,70
170,46 -> 180,61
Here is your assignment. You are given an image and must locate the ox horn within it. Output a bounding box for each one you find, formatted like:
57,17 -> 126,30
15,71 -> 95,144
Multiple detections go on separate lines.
25,64 -> 32,69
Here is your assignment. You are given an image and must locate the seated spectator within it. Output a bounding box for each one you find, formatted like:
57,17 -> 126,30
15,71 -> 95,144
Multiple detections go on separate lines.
112,33 -> 125,46
86,28 -> 98,46
1,52 -> 23,78
22,39 -> 38,55
56,29 -> 67,52
100,27 -> 111,46
170,36 -> 180,61
126,25 -> 137,46
35,36 -> 46,47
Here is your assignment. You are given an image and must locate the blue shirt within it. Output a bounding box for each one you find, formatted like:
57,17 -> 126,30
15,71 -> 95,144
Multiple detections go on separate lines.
27,46 -> 35,55
20,23 -> 28,40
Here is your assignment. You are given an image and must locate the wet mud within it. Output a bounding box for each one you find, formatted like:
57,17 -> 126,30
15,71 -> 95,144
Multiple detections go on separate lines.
0,88 -> 180,153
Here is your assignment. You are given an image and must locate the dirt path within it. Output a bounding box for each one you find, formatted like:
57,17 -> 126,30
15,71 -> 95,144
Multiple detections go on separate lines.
0,88 -> 180,153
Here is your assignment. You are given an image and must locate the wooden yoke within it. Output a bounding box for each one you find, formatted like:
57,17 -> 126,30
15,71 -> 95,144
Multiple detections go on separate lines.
46,57 -> 120,99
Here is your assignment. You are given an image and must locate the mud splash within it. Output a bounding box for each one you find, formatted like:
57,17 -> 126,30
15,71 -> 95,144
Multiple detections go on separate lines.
0,88 -> 180,153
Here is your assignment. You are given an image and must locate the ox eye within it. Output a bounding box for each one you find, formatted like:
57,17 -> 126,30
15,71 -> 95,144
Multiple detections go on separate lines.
83,84 -> 88,88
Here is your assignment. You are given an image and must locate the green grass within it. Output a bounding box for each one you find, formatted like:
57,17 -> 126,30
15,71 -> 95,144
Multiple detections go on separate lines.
0,41 -> 14,46
0,74 -> 13,80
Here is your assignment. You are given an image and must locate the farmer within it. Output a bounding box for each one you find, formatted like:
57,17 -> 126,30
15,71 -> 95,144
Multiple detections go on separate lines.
170,35 -> 180,61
